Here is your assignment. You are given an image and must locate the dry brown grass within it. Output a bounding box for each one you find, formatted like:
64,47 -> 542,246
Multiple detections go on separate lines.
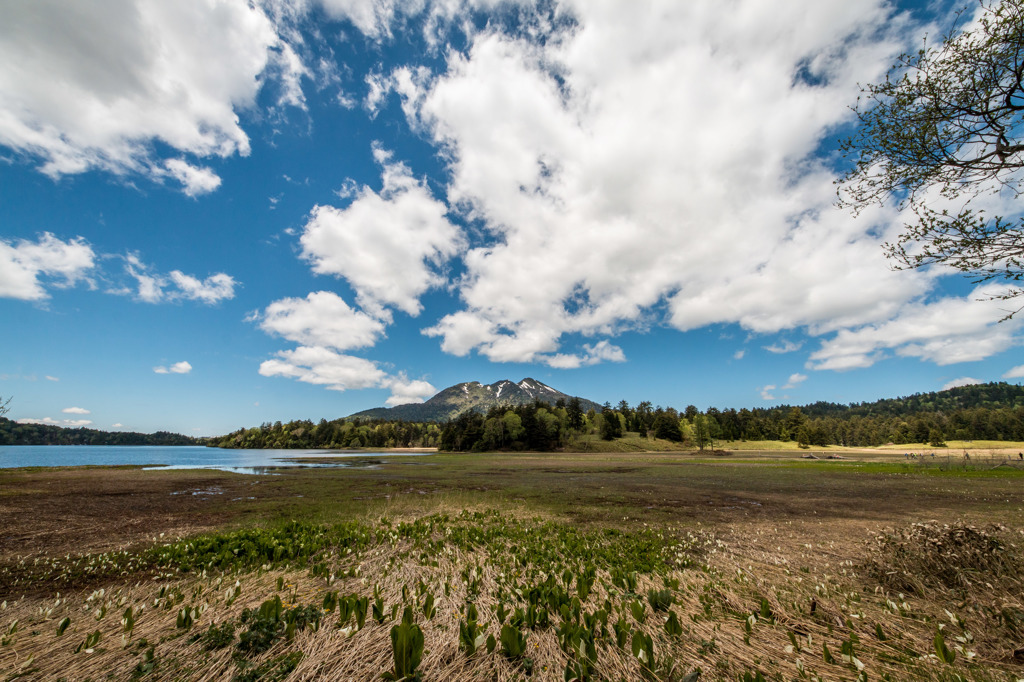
1,515 -> 1023,681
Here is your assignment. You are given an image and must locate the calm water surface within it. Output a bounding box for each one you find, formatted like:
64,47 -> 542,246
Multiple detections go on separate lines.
0,445 -> 430,474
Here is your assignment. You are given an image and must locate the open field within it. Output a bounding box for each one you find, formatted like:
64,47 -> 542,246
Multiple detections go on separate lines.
1,449 -> 1024,681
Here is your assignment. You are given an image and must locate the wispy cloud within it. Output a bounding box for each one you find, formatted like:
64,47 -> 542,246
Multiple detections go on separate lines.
124,254 -> 237,305
17,417 -> 92,427
1004,365 -> 1024,379
764,340 -> 803,355
782,373 -> 807,389
808,285 -> 1022,371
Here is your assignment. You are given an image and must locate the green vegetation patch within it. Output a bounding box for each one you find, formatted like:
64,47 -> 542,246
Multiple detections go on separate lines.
0,510 -> 687,596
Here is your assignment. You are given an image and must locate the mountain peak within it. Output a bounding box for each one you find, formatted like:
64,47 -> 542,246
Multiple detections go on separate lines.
348,378 -> 602,422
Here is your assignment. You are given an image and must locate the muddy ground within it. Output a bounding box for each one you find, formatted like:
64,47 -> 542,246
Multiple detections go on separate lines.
2,450 -> 1022,563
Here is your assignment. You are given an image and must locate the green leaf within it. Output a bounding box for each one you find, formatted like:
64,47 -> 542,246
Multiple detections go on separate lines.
500,623 -> 527,659
665,610 -> 683,637
934,629 -> 956,664
385,610 -> 424,681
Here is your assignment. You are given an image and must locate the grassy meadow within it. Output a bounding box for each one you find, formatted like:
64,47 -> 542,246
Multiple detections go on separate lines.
1,448 -> 1024,681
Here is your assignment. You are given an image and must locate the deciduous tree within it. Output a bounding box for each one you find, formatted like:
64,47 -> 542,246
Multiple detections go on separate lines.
838,0 -> 1024,317
693,414 -> 710,451
653,412 -> 683,442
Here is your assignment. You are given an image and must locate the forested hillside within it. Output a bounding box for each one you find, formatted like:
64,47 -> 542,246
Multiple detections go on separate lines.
211,382 -> 1024,451
729,382 -> 1024,446
438,383 -> 1024,451
0,418 -> 200,446
799,382 -> 1024,417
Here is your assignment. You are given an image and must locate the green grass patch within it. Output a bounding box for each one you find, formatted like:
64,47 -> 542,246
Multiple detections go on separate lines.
875,440 -> 1024,450
717,440 -> 809,451
564,433 -> 688,452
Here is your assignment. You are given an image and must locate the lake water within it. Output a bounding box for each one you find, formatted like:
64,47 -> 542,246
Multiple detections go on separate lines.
0,445 -> 432,474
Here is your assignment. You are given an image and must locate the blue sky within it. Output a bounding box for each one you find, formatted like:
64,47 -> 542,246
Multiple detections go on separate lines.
2,0 -> 1023,436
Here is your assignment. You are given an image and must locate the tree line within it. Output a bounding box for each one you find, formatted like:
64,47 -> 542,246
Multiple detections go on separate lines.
209,417 -> 443,450
437,382 -> 1024,451
208,381 -> 1024,452
0,417 -> 199,446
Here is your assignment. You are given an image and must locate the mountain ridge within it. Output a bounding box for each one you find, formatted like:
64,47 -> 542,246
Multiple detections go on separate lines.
349,378 -> 604,422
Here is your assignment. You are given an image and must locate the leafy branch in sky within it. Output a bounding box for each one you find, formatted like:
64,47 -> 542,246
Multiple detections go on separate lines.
838,0 -> 1024,318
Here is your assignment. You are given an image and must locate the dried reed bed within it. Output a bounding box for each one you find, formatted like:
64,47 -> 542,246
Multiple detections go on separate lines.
1,511 -> 1023,681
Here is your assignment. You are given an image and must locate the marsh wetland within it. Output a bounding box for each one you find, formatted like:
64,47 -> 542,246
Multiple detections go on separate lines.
1,448 -> 1023,681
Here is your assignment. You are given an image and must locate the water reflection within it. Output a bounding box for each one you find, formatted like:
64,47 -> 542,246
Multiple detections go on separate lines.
148,459 -> 387,475
0,445 -> 434,473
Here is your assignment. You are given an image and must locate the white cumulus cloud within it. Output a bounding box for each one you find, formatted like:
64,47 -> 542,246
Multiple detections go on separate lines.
259,346 -> 386,391
257,291 -> 386,351
154,361 -> 192,375
61,407 -> 90,415
253,288 -> 438,399
164,159 -> 222,197
396,1 -> 952,366
1004,365 -> 1024,379
299,145 -> 461,318
0,0 -> 304,192
383,376 -> 437,406
941,377 -> 983,391
0,233 -> 95,300
258,344 -> 438,400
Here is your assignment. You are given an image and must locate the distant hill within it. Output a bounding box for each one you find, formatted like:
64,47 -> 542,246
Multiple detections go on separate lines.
0,417 -> 201,446
795,381 -> 1024,418
349,378 -> 604,422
